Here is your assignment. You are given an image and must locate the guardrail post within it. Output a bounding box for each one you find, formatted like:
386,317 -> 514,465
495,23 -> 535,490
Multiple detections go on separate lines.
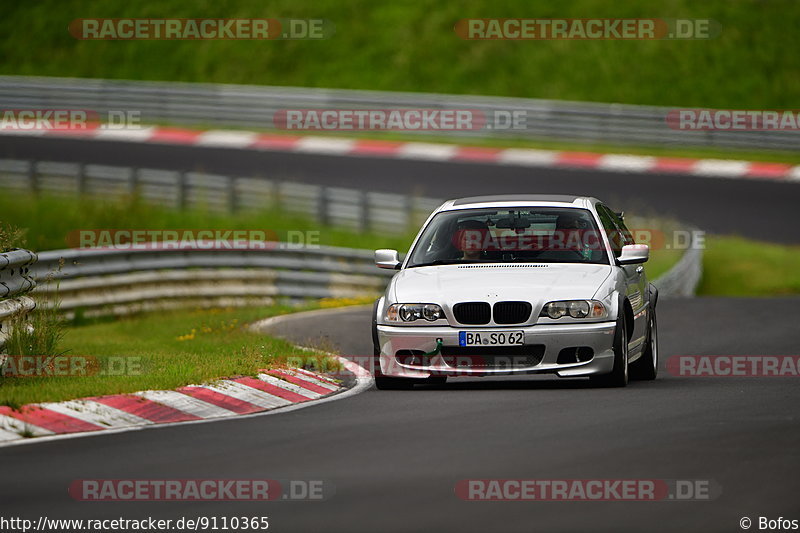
227,175 -> 237,213
76,163 -> 87,196
270,179 -> 281,210
318,186 -> 330,226
359,191 -> 371,233
28,160 -> 38,194
403,195 -> 413,233
130,167 -> 139,195
178,171 -> 188,209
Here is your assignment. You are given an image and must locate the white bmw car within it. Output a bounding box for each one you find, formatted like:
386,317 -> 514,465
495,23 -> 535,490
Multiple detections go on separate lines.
371,194 -> 658,389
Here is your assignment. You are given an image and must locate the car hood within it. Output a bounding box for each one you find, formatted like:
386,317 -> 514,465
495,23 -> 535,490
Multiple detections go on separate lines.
391,263 -> 612,304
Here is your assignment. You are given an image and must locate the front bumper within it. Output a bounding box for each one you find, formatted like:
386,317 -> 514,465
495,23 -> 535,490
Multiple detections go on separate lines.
377,321 -> 617,378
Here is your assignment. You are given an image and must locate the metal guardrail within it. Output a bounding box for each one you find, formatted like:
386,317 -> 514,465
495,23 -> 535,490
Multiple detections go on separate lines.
1,75 -> 798,151
650,233 -> 704,298
27,233 -> 699,320
0,158 -> 443,235
0,249 -> 37,298
0,249 -> 38,352
31,244 -> 395,317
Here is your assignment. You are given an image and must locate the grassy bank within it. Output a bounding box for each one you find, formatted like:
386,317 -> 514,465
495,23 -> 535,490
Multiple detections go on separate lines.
0,192 -> 417,253
0,191 -> 682,279
698,236 -> 800,297
1,0 -> 797,108
0,304 -> 339,407
6,191 -> 798,295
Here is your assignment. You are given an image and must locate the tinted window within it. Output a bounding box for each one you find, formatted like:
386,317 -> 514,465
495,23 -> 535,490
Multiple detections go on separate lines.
596,204 -> 629,257
407,207 -> 610,267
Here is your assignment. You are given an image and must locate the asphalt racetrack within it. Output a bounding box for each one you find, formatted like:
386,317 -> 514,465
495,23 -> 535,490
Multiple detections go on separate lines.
2,135 -> 800,243
0,301 -> 798,532
0,135 -> 798,532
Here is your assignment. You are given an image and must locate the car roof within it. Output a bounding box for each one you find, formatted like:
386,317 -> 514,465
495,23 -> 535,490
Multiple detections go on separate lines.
440,194 -> 599,211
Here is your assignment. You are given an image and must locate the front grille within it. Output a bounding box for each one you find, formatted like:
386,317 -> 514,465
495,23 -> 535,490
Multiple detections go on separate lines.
440,345 -> 545,368
493,301 -> 532,324
453,302 -> 491,325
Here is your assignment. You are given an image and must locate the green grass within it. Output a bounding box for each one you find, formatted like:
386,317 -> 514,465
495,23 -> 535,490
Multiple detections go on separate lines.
4,295 -> 66,359
21,191 -> 800,298
0,304 -> 339,406
0,191 -> 684,278
644,248 -> 683,281
0,192 -> 417,253
0,222 -> 27,252
1,0 -> 797,109
698,236 -> 800,296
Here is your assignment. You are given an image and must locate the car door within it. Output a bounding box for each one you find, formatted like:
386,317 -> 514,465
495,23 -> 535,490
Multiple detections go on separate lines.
597,205 -> 648,349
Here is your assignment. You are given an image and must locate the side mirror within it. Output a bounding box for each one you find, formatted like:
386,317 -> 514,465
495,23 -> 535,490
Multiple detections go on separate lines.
617,244 -> 649,265
375,249 -> 401,270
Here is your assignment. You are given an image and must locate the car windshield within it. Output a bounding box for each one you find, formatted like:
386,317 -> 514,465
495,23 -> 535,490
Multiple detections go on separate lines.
406,207 -> 610,267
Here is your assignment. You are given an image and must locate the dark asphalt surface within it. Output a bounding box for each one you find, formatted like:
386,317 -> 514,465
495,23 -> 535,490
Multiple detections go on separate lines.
1,300 -> 799,532
1,135 -> 799,243
1,135 -> 799,532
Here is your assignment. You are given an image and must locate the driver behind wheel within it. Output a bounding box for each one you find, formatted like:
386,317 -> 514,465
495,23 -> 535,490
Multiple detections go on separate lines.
455,219 -> 491,261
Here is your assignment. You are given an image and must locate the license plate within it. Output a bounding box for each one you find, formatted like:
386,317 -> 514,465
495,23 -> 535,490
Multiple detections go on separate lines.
458,331 -> 524,347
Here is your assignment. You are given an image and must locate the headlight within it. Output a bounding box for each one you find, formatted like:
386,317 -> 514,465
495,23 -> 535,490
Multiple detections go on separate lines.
541,300 -> 607,320
386,303 -> 444,322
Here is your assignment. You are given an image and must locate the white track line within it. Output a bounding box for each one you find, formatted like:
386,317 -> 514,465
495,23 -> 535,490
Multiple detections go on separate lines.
691,159 -> 750,177
94,127 -> 157,142
196,130 -> 259,148
199,380 -> 292,409
598,154 -> 657,173
40,400 -> 152,428
0,427 -> 23,442
281,369 -> 340,391
0,414 -> 53,437
497,148 -> 559,167
397,142 -> 458,160
134,390 -> 238,419
294,136 -> 357,154
257,373 -> 323,399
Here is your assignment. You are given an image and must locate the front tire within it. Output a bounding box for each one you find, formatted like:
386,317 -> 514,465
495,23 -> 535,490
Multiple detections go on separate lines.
630,306 -> 658,380
590,312 -> 629,388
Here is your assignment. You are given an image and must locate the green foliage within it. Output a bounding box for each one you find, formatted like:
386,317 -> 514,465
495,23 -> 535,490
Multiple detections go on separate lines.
0,0 -> 796,107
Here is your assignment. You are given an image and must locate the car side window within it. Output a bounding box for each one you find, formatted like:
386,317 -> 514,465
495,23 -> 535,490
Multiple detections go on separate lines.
610,210 -> 635,247
596,204 -> 625,257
